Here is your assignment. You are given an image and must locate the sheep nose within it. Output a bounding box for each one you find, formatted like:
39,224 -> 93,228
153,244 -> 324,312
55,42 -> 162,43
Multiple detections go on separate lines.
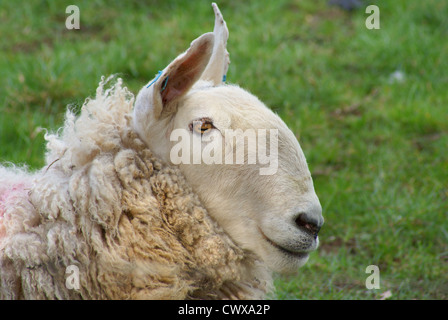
295,213 -> 322,239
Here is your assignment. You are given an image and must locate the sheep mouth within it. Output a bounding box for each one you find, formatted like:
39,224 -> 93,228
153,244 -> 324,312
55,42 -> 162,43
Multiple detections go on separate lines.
258,228 -> 309,259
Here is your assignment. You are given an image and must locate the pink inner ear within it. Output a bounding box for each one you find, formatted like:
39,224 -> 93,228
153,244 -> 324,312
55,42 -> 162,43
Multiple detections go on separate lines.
161,41 -> 211,106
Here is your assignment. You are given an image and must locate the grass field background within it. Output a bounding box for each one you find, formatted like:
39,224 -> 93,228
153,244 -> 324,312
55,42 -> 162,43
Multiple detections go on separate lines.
0,0 -> 446,299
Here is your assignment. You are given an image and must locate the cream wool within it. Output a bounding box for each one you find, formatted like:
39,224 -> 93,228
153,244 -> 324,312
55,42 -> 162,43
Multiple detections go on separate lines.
0,77 -> 271,299
0,3 -> 323,300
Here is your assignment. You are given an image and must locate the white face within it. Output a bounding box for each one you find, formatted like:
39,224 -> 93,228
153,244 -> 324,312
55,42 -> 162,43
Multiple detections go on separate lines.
138,83 -> 323,274
132,5 -> 323,273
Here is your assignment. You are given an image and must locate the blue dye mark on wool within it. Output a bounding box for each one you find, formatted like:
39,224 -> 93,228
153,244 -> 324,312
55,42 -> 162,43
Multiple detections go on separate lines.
222,74 -> 227,82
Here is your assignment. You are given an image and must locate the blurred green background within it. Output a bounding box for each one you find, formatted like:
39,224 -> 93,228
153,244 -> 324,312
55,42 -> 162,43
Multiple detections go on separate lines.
0,0 -> 447,299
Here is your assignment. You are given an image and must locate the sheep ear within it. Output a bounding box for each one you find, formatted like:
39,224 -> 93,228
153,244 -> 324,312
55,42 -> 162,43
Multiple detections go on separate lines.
150,33 -> 215,119
200,3 -> 230,85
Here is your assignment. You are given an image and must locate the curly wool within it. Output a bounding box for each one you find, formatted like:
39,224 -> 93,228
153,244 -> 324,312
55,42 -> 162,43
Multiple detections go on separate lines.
0,77 -> 272,299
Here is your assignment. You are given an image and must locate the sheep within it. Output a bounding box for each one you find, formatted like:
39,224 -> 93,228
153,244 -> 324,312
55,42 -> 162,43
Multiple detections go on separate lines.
0,3 -> 323,299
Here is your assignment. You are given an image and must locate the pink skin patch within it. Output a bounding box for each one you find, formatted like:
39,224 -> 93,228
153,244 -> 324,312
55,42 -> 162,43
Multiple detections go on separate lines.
0,183 -> 28,239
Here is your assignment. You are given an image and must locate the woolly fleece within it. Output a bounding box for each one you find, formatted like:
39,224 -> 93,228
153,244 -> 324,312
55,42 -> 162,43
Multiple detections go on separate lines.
0,77 -> 272,299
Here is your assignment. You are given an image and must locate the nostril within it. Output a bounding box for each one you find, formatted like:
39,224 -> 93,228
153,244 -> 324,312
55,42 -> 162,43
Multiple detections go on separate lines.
295,213 -> 321,238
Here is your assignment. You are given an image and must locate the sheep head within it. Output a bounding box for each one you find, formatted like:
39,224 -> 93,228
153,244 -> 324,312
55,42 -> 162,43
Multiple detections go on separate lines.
133,3 -> 323,274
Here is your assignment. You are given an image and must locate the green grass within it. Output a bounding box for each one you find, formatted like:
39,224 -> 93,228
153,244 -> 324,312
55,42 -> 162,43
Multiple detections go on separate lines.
1,0 -> 447,299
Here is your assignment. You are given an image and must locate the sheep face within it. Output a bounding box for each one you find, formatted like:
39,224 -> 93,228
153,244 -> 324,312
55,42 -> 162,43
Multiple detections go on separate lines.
133,4 -> 323,274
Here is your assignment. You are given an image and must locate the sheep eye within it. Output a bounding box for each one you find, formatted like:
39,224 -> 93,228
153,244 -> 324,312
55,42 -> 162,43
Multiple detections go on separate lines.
190,118 -> 215,135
